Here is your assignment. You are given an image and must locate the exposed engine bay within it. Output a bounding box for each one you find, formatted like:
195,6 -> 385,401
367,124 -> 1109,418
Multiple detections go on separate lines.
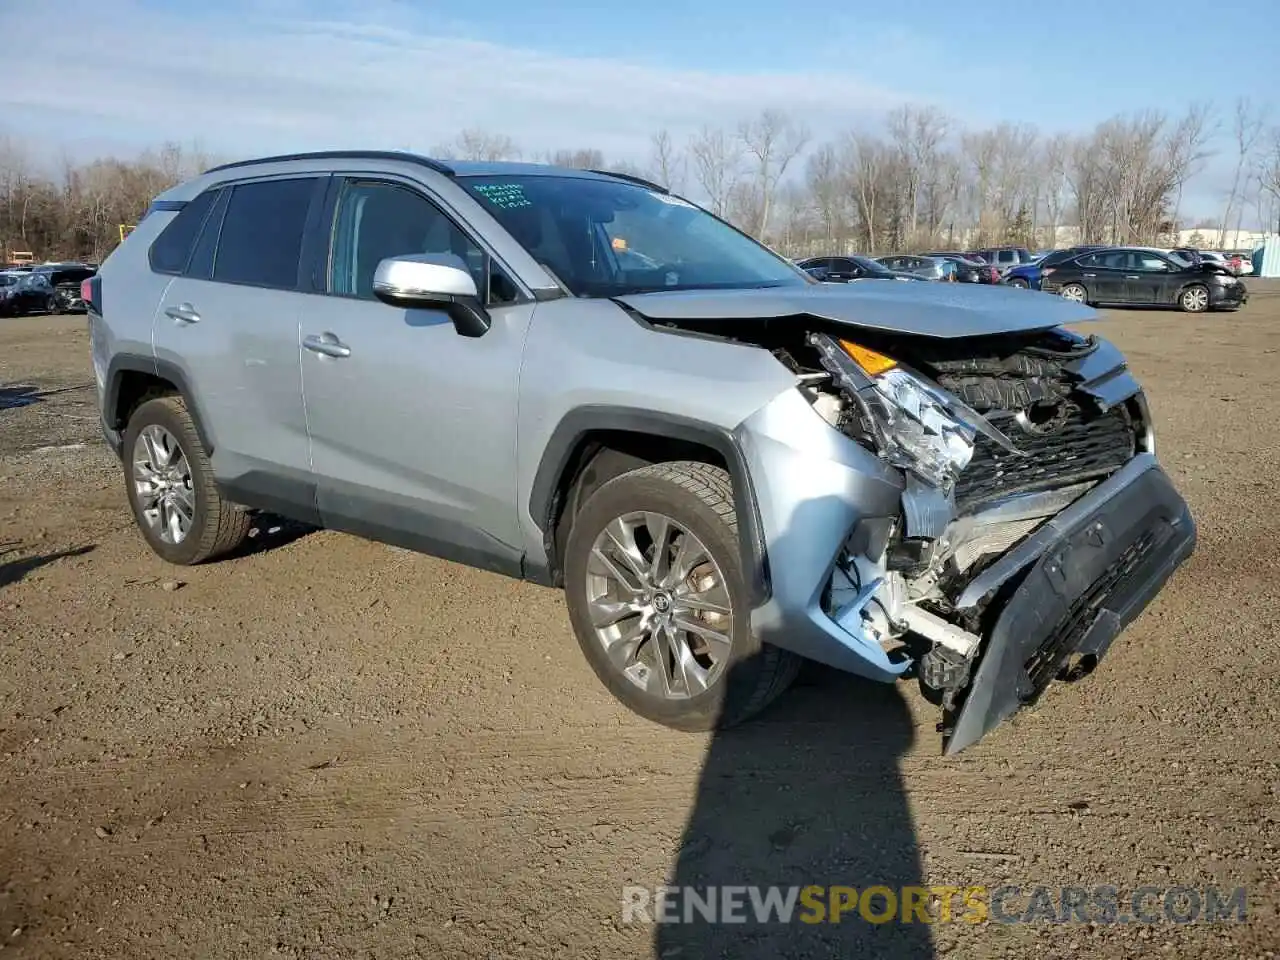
641,311 -> 1151,725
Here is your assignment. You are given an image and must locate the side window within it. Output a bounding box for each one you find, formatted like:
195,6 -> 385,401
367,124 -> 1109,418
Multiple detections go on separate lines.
327,179 -> 519,306
1136,253 -> 1170,272
998,250 -> 1016,266
186,188 -> 230,280
149,188 -> 219,275
1075,253 -> 1101,268
213,178 -> 317,290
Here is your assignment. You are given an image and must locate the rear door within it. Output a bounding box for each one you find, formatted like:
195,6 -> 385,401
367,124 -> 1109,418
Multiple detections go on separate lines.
152,175 -> 324,519
1075,251 -> 1125,301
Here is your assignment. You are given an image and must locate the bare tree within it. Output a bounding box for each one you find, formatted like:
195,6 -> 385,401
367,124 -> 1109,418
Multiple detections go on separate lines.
1219,98 -> 1267,246
647,129 -> 686,193
737,110 -> 809,239
804,144 -> 847,248
843,132 -> 891,250
1258,125 -> 1280,234
689,126 -> 742,218
888,105 -> 949,241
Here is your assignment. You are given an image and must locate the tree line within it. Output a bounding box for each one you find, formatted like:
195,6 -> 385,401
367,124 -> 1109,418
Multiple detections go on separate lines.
3,98 -> 1279,264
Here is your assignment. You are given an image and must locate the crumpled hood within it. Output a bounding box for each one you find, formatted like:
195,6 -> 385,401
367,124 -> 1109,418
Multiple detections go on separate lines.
615,279 -> 1098,339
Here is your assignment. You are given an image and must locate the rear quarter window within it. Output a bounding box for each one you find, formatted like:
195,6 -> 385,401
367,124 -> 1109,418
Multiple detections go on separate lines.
148,189 -> 220,275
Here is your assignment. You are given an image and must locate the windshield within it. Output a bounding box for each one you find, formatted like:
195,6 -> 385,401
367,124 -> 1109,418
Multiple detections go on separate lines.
458,175 -> 809,297
1167,250 -> 1193,266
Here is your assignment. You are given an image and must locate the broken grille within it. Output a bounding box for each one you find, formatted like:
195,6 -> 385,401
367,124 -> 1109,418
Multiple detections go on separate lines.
954,402 -> 1136,513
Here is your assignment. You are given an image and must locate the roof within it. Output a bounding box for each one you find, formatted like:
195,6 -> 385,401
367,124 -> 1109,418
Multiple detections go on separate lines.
202,150 -> 665,191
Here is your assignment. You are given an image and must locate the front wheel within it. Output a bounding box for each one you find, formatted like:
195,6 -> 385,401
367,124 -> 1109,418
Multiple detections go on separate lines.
122,395 -> 251,565
1006,277 -> 1029,289
1179,285 -> 1209,313
563,461 -> 799,731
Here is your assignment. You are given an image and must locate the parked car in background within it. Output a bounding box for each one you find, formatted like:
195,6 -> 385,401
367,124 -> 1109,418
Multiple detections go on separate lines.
0,263 -> 97,315
796,255 -> 925,282
923,253 -> 999,284
967,246 -> 1034,276
874,254 -> 957,281
1002,245 -> 1110,290
1041,246 -> 1247,312
0,272 -> 21,315
1222,251 -> 1252,275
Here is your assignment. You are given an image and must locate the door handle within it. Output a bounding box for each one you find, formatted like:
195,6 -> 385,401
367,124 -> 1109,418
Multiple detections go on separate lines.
164,302 -> 200,324
1082,273 -> 1097,278
1123,275 -> 1140,280
303,332 -> 351,359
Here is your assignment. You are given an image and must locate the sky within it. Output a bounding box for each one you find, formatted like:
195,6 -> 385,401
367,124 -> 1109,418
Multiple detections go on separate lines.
1,0 -> 1276,219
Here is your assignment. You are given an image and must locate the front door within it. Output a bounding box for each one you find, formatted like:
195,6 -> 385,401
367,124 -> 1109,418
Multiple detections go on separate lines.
1125,251 -> 1175,304
299,175 -> 532,574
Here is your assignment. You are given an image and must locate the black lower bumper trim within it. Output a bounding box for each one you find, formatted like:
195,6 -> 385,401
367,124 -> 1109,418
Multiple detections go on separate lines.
942,463 -> 1196,755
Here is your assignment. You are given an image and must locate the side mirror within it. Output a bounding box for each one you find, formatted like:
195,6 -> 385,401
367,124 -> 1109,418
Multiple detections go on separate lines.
372,254 -> 491,338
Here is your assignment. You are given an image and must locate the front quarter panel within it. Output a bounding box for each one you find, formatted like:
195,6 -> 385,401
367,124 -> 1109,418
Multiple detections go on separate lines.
515,300 -> 797,568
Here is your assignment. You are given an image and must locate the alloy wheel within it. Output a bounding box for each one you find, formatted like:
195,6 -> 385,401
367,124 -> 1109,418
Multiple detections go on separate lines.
132,424 -> 195,544
584,511 -> 733,700
1061,284 -> 1086,303
1182,287 -> 1209,312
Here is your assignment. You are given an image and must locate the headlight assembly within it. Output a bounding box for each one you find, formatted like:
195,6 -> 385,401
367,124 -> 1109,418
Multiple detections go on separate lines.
809,332 -> 1024,494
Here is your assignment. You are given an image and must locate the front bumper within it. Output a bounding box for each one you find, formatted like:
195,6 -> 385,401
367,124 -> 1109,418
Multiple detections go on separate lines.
736,385 -> 1196,753
1211,280 -> 1247,308
943,454 -> 1195,753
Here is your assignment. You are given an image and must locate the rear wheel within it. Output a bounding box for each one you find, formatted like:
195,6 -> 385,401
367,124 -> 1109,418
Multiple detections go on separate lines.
1060,282 -> 1088,304
1179,284 -> 1209,313
122,396 -> 250,565
563,461 -> 799,731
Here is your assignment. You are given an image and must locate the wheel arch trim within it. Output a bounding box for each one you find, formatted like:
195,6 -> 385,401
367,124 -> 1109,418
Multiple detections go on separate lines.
528,405 -> 771,606
104,353 -> 217,455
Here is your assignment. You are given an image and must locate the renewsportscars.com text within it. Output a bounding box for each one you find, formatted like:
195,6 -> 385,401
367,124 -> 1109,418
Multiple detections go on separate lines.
621,884 -> 1247,926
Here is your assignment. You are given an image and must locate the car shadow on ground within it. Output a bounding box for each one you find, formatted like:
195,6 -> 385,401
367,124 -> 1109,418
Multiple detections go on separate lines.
653,663 -> 932,959
0,542 -> 96,588
652,490 -> 934,959
0,385 -> 43,411
227,514 -> 319,559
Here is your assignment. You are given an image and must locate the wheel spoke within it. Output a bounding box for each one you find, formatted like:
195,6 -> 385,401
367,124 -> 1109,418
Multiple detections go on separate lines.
673,589 -> 731,618
589,545 -> 644,596
603,518 -> 649,582
170,486 -> 195,522
673,615 -> 733,662
644,512 -> 673,581
603,621 -> 647,671
140,430 -> 163,471
662,531 -> 710,590
588,597 -> 642,629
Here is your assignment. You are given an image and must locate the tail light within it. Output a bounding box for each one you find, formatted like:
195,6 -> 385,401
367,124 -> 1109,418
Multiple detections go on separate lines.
81,276 -> 101,314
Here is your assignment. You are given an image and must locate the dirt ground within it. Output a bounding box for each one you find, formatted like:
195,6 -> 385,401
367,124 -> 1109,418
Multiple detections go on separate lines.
2,286 -> 1279,960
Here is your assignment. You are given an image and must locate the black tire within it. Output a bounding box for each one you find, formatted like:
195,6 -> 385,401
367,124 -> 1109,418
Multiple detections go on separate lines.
1179,284 -> 1210,313
47,296 -> 62,315
1006,277 -> 1029,289
563,461 -> 800,731
122,395 -> 250,565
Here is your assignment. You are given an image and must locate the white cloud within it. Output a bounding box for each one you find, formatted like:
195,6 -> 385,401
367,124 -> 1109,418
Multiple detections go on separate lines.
0,0 -> 938,166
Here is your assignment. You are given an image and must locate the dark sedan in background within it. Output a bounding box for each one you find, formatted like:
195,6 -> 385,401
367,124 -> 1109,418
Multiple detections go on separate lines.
920,252 -> 999,284
796,255 -> 925,282
874,254 -> 963,282
1040,247 -> 1247,312
0,264 -> 97,315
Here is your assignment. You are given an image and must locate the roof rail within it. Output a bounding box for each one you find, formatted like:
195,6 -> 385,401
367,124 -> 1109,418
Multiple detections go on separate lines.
203,150 -> 455,177
587,169 -> 668,193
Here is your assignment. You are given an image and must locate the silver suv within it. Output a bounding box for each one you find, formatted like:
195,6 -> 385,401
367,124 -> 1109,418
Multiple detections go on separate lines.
88,151 -> 1196,753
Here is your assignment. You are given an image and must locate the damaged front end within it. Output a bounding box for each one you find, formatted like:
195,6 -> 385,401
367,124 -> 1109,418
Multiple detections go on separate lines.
733,321 -> 1196,754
